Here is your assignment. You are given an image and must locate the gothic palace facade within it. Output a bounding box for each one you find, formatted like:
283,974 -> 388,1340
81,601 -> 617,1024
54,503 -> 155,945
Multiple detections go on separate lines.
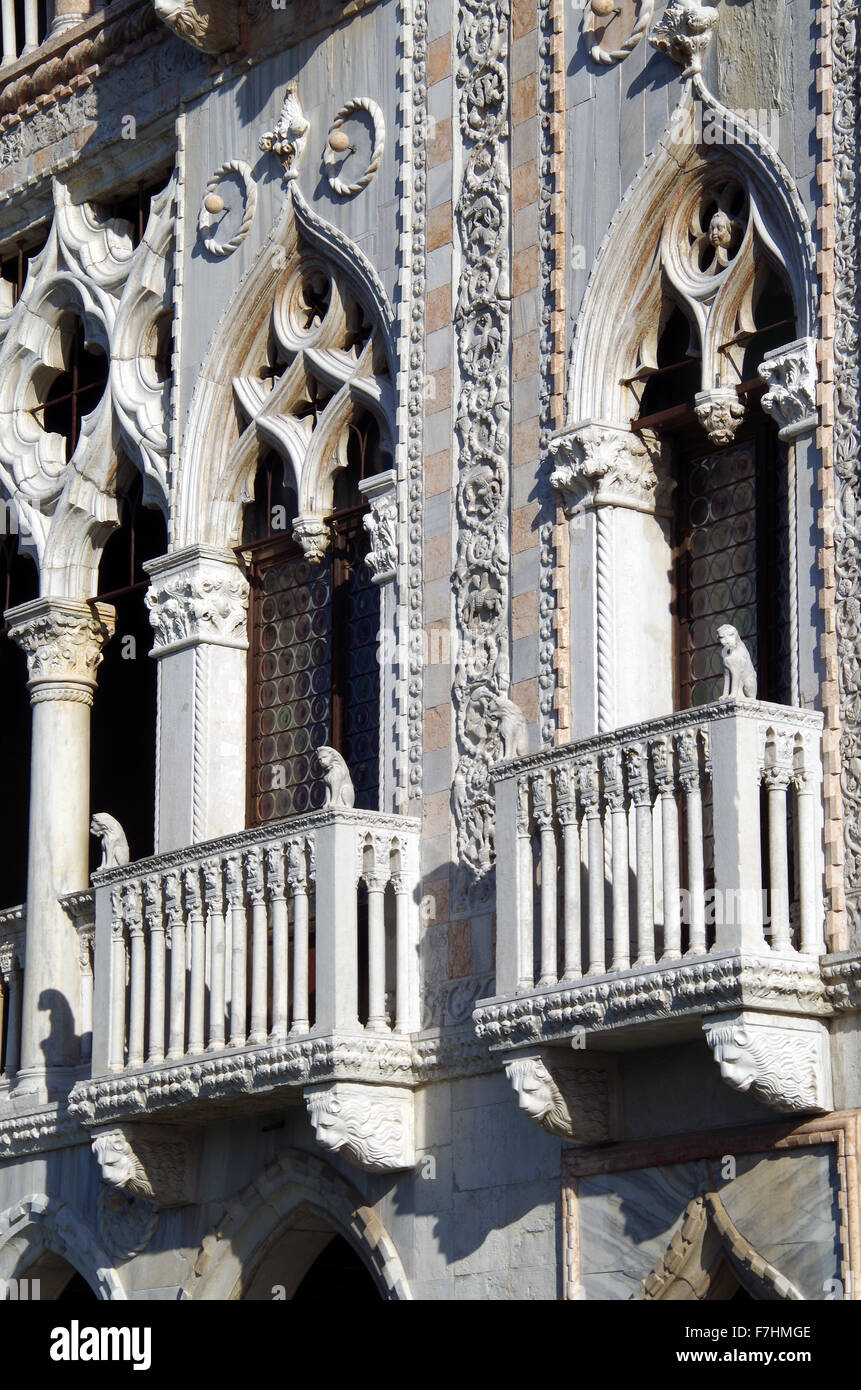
0,0 -> 857,1302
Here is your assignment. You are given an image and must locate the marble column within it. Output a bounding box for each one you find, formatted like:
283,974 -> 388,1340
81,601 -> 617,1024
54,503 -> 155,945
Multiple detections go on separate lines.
548,421 -> 672,736
144,545 -> 250,852
7,596 -> 115,1088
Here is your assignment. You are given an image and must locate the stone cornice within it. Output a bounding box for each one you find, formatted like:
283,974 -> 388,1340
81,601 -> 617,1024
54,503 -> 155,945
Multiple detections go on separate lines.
473,950 -> 829,1049
491,698 -> 824,783
0,1100 -> 88,1158
91,808 -> 420,888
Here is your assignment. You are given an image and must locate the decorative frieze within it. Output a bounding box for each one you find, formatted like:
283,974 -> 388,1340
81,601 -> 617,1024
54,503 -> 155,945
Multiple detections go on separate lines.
648,0 -> 718,78
548,422 -> 658,515
758,337 -> 818,441
143,546 -> 249,655
304,1081 -> 415,1172
8,598 -> 115,705
451,0 -> 512,886
702,1012 -> 833,1114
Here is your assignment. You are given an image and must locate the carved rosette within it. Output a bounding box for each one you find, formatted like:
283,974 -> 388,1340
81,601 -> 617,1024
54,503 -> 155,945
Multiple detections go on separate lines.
503,1053 -> 614,1142
91,1124 -> 198,1205
304,1082 -> 415,1172
152,0 -> 239,54
758,337 -> 818,441
648,0 -> 718,79
702,1012 -> 832,1114
548,422 -> 659,515
7,598 -> 116,705
144,545 -> 249,655
694,389 -> 745,447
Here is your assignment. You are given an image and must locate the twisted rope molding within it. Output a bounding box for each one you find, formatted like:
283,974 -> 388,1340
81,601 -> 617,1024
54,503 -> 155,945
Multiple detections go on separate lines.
595,508 -> 614,732
325,98 -> 386,197
198,160 -> 257,258
583,0 -> 654,66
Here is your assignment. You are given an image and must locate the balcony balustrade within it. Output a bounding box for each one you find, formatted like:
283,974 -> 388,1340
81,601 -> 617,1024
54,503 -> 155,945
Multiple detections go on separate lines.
474,700 -> 829,1056
67,809 -> 420,1129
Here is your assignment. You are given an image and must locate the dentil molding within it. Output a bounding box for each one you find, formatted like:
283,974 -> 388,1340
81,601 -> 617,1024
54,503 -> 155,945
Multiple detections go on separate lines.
143,545 -> 249,655
91,1123 -> 198,1205
548,421 -> 659,515
304,1082 -> 415,1172
757,337 -> 818,441
702,1011 -> 833,1114
503,1052 -> 616,1143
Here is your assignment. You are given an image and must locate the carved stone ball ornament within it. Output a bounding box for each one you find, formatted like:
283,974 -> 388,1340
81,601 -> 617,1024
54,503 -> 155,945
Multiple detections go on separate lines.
197,161 -> 257,258
584,0 -> 655,67
323,98 -> 386,198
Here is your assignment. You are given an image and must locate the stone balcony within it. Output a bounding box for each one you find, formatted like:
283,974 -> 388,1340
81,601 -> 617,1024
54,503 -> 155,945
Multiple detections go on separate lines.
473,701 -> 838,1131
66,809 -> 421,1172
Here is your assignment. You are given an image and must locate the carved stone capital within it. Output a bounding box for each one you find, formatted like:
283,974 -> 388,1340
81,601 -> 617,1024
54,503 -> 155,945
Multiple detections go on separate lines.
548,422 -> 658,515
648,0 -> 718,79
7,598 -> 115,703
259,83 -> 311,182
304,1082 -> 415,1172
91,1124 -> 198,1205
503,1052 -> 616,1142
702,1012 -> 832,1114
359,469 -> 398,585
143,545 -> 249,656
758,337 -> 818,441
152,0 -> 239,54
694,388 -> 745,446
292,514 -> 331,563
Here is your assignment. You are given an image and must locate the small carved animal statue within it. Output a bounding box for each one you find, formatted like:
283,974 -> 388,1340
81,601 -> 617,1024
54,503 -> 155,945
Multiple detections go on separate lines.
315,746 -> 356,808
494,694 -> 528,760
716,624 -> 757,701
90,813 -> 130,869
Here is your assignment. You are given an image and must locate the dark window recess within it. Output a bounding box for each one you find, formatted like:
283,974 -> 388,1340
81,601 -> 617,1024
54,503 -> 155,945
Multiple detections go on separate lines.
292,1235 -> 381,1302
33,314 -> 108,464
0,227 -> 48,310
89,472 -> 167,868
674,418 -> 791,710
0,534 -> 37,909
637,305 -> 701,418
102,169 -> 174,250
740,267 -> 795,381
245,423 -> 385,828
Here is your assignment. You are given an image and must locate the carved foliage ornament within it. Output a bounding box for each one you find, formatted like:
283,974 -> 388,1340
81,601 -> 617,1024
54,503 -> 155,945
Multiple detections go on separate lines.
259,84 -> 311,183
548,422 -> 659,515
757,337 -> 818,441
702,1012 -> 832,1114
8,600 -> 115,694
144,550 -> 249,653
648,0 -> 718,79
304,1082 -> 415,1172
452,0 -> 512,886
